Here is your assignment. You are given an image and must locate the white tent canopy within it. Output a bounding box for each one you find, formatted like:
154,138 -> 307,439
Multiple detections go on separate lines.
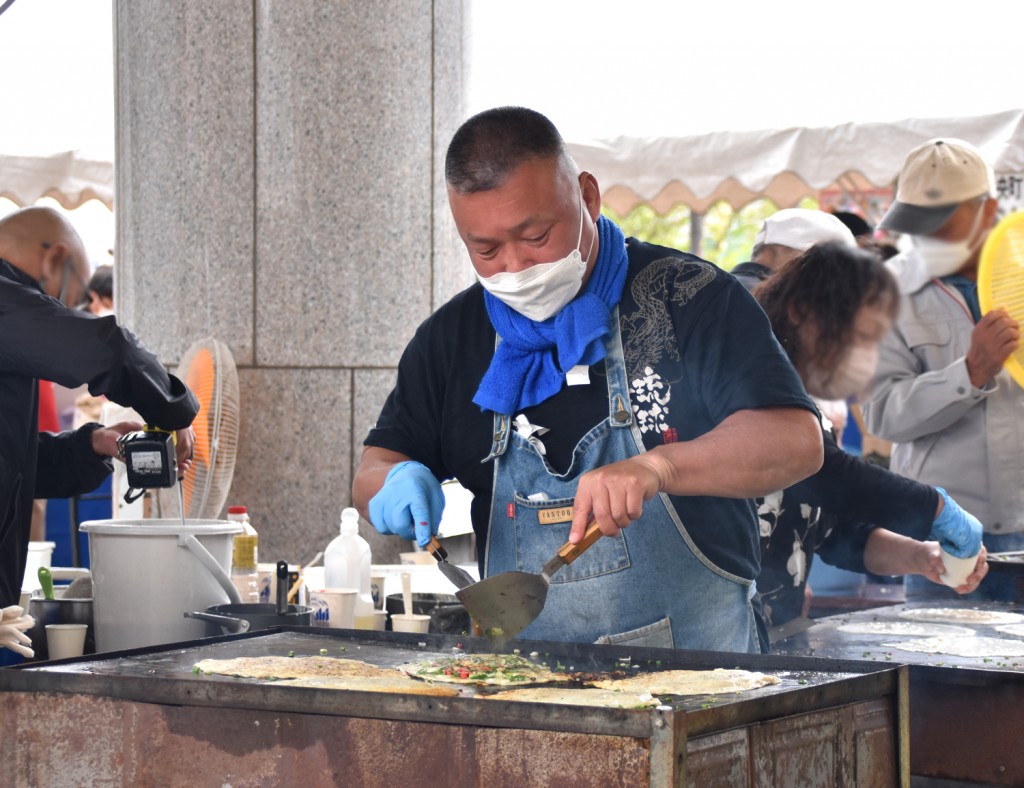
0,0 -> 114,210
567,110 -> 1024,219
0,151 -> 114,210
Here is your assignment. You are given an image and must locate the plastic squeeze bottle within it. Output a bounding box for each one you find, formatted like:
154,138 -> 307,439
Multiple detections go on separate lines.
227,505 -> 260,603
324,507 -> 374,628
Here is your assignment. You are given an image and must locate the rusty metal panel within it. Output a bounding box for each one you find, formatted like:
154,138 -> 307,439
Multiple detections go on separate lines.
685,728 -> 750,787
909,668 -> 1024,786
3,691 -> 901,788
851,699 -> 898,787
750,707 -> 846,787
2,691 -> 652,788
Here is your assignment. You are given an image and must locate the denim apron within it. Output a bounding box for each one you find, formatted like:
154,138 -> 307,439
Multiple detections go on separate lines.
482,311 -> 759,652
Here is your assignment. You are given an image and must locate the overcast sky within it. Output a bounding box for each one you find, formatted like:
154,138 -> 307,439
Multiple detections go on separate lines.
1,0 -> 1018,154
468,0 -> 1023,141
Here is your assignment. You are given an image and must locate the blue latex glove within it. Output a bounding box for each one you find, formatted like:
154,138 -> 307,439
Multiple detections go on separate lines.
928,487 -> 984,559
368,461 -> 445,548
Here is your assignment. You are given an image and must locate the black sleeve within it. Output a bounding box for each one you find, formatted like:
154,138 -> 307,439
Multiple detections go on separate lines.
34,424 -> 113,499
816,514 -> 874,575
0,284 -> 198,430
787,429 -> 937,540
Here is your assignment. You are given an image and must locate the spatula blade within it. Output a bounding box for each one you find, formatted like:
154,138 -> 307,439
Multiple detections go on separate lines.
427,535 -> 478,590
455,571 -> 549,640
437,560 -> 477,591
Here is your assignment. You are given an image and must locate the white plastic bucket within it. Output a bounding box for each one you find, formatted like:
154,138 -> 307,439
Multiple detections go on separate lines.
80,519 -> 243,652
22,541 -> 56,594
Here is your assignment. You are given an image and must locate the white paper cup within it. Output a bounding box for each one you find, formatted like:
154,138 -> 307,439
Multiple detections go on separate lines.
308,587 -> 358,628
391,613 -> 431,634
940,548 -> 980,589
370,575 -> 385,610
303,567 -> 325,595
371,610 -> 388,631
46,624 -> 88,660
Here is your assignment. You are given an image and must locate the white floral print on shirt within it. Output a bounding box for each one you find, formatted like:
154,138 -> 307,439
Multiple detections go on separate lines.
630,366 -> 670,435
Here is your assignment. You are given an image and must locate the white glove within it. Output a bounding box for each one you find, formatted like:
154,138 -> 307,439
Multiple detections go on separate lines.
0,605 -> 35,659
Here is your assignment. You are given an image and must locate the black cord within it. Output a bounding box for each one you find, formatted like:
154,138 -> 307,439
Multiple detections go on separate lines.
0,0 -> 16,17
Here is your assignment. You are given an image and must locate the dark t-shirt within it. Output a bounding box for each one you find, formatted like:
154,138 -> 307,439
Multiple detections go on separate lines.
756,425 -> 938,629
365,237 -> 814,579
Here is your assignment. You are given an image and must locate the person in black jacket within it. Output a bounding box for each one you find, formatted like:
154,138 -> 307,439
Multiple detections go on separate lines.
751,242 -> 988,645
0,207 -> 199,613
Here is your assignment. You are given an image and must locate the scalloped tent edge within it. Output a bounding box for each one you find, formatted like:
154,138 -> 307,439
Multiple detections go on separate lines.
567,109 -> 1024,217
0,151 -> 114,210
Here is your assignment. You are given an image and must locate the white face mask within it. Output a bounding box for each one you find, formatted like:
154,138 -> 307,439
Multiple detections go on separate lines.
478,195 -> 592,322
912,202 -> 986,278
805,344 -> 879,400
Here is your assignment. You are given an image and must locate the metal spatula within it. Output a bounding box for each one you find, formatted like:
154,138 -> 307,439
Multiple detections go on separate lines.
455,522 -> 603,640
427,536 -> 477,590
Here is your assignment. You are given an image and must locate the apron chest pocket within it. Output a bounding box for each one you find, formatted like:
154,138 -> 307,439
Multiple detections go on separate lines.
512,494 -> 632,583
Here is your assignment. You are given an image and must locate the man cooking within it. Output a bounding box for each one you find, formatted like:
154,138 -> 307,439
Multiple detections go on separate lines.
353,107 -> 823,653
0,206 -> 198,633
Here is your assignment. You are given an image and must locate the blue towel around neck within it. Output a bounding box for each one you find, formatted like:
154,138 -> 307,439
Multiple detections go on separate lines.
473,215 -> 629,415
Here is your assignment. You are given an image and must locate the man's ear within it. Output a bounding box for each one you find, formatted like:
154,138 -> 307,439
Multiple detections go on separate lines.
37,239 -> 70,294
580,171 -> 602,222
983,196 -> 1000,229
39,241 -> 69,284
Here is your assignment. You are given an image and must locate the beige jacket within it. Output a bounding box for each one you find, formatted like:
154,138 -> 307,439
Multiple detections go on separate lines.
862,250 -> 1024,534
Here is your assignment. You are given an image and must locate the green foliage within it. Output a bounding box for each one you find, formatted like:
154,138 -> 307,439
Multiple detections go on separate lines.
602,203 -> 692,252
603,196 -> 820,271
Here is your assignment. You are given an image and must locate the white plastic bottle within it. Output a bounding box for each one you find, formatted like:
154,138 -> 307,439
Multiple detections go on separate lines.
227,505 -> 260,604
324,507 -> 374,628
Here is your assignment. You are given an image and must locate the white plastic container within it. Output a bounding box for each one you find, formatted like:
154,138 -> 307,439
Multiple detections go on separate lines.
80,519 -> 243,652
22,541 -> 56,594
324,508 -> 374,628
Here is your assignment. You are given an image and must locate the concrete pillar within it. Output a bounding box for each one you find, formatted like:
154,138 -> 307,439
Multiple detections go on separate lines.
115,1 -> 468,563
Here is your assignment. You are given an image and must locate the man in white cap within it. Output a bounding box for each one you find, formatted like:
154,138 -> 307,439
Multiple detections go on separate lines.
731,208 -> 860,433
732,208 -> 857,291
862,138 -> 1023,601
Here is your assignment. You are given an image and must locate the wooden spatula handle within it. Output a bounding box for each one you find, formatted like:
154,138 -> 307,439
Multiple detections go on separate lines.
557,521 -> 603,565
427,535 -> 448,561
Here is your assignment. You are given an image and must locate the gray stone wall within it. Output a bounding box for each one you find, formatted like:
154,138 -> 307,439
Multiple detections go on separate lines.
115,1 -> 469,565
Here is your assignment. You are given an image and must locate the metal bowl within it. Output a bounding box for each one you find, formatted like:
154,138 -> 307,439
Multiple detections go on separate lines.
26,597 -> 95,661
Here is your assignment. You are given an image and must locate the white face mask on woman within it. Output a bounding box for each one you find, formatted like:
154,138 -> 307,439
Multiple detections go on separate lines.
912,201 -> 987,278
478,195 -> 592,322
805,344 -> 880,400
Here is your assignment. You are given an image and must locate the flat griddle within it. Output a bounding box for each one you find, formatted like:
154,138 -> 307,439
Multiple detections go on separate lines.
773,599 -> 1024,671
1,626 -> 900,739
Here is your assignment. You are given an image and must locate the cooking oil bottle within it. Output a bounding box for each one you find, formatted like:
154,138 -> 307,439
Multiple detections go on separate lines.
227,505 -> 260,603
325,507 -> 374,628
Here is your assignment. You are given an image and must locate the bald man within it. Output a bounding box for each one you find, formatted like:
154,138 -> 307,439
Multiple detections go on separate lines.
0,207 -> 199,613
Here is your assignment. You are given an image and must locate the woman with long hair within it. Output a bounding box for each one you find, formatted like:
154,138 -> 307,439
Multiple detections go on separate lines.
751,242 -> 987,645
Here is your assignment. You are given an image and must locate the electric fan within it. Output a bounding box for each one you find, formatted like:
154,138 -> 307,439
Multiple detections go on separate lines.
157,336 -> 241,518
978,211 -> 1024,389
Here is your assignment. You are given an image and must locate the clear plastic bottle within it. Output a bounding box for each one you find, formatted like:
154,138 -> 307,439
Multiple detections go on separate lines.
227,505 -> 260,604
324,507 -> 374,628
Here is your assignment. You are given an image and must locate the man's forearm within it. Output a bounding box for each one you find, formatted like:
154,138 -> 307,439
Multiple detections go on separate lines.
636,407 -> 823,498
